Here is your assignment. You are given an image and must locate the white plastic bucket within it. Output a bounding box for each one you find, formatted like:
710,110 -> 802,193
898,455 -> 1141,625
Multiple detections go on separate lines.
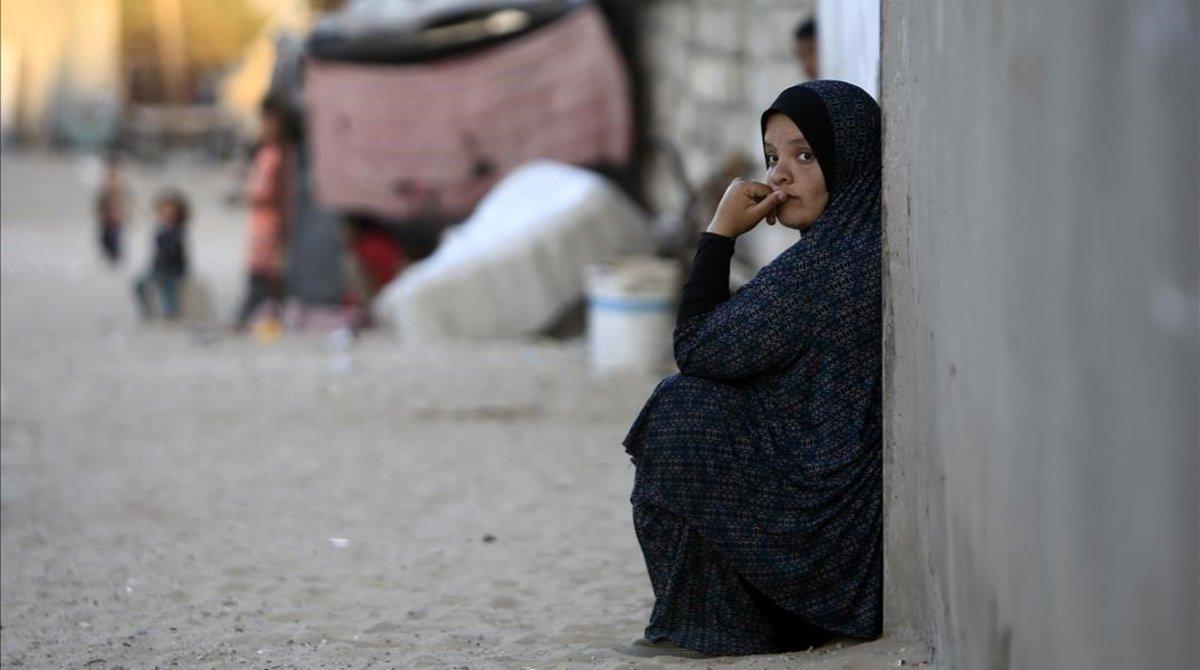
586,256 -> 681,374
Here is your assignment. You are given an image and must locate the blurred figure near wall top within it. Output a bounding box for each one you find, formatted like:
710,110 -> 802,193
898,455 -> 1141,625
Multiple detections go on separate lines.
794,16 -> 818,80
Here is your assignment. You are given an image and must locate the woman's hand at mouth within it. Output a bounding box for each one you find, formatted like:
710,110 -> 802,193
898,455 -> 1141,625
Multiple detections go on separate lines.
706,178 -> 789,238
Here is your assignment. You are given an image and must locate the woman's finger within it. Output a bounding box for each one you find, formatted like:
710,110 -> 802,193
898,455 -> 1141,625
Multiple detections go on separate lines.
749,190 -> 786,220
740,180 -> 773,201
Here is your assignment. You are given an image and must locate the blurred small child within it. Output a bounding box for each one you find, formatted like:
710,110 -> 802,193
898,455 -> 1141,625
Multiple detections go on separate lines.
94,154 -> 129,265
235,96 -> 291,330
133,189 -> 190,320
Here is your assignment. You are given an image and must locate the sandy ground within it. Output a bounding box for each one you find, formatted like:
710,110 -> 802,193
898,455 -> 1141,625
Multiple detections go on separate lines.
0,153 -> 927,669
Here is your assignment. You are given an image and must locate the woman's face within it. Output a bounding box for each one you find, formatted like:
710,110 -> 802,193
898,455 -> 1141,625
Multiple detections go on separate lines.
763,113 -> 829,231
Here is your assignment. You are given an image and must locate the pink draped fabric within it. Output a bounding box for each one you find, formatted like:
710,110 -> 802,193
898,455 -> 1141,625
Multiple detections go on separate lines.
305,5 -> 633,221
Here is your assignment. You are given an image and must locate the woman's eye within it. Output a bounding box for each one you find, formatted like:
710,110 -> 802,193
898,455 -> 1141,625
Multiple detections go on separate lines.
798,151 -> 814,162
766,155 -> 778,166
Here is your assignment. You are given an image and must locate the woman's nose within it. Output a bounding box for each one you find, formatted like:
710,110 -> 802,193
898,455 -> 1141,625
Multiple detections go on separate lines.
768,163 -> 790,186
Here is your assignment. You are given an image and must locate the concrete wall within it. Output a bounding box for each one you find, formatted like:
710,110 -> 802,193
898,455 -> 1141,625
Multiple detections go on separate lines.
637,0 -> 815,268
882,1 -> 1199,668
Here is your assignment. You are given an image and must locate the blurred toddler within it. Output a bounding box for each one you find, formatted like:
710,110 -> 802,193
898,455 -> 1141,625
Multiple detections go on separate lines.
133,189 -> 190,320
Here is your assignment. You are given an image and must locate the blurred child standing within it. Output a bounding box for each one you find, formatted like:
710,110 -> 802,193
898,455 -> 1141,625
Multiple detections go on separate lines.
94,154 -> 129,266
133,189 -> 190,320
235,97 -> 291,331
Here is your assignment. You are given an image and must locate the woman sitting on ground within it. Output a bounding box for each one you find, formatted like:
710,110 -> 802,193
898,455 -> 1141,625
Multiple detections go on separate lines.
622,80 -> 882,658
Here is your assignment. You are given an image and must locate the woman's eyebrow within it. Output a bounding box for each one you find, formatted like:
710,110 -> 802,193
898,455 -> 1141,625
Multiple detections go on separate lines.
764,138 -> 811,151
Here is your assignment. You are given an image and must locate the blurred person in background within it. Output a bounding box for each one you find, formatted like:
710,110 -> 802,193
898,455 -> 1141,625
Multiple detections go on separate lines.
95,154 -> 129,266
794,17 -> 819,80
621,81 -> 881,658
234,97 -> 292,331
133,189 -> 190,321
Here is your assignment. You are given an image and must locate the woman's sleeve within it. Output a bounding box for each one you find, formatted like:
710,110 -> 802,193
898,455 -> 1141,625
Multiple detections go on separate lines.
673,240 -> 811,381
677,232 -> 736,322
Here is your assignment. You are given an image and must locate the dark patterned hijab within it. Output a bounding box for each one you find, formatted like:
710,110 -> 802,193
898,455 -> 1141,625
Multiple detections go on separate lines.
760,80 -> 881,247
672,79 -> 881,382
673,80 -> 882,373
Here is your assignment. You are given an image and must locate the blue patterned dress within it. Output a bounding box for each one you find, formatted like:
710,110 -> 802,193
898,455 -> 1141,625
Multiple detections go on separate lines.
623,81 -> 882,656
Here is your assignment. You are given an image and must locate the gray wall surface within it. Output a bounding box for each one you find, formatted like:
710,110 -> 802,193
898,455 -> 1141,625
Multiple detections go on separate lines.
881,1 -> 1198,668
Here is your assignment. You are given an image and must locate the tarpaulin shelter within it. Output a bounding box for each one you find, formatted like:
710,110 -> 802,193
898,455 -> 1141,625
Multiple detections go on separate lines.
303,0 -> 635,224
